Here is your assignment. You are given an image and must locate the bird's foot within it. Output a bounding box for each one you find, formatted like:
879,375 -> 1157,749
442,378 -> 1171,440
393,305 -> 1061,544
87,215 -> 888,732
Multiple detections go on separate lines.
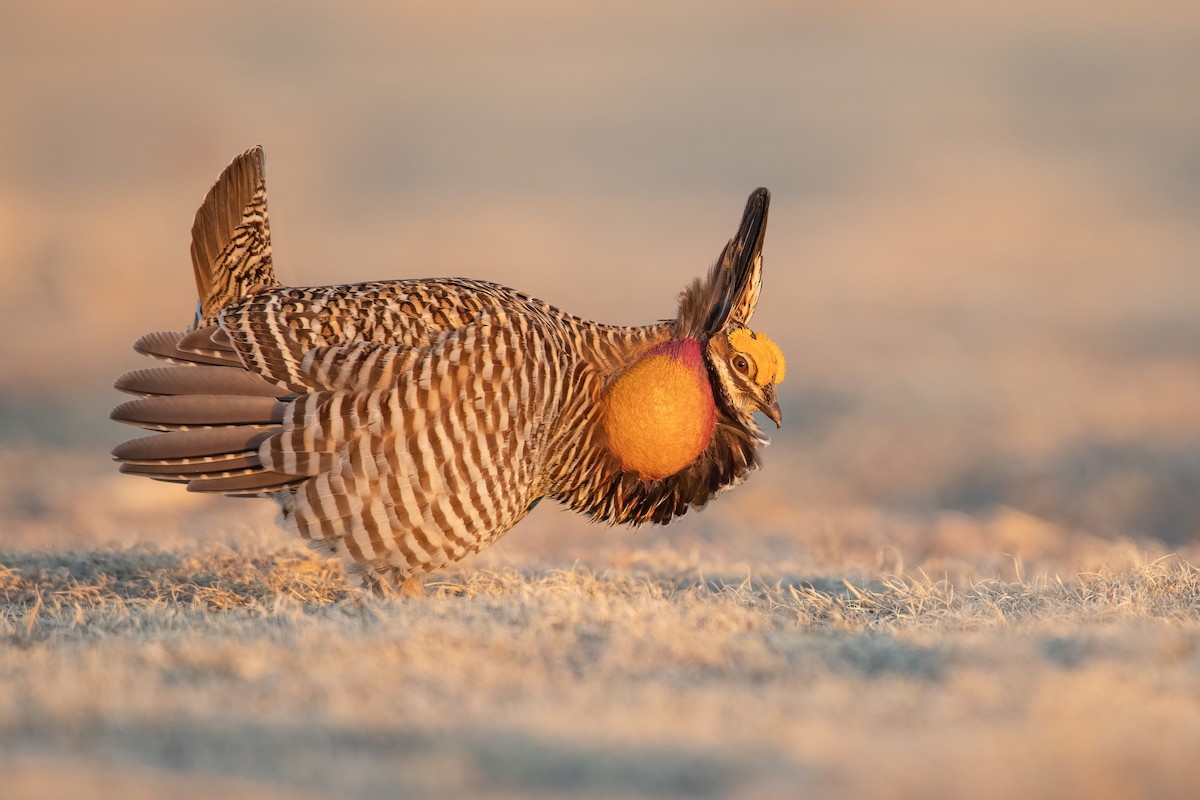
400,575 -> 427,599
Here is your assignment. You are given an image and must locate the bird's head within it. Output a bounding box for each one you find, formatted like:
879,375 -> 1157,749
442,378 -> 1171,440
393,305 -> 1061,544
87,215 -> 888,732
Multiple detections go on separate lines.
707,326 -> 786,428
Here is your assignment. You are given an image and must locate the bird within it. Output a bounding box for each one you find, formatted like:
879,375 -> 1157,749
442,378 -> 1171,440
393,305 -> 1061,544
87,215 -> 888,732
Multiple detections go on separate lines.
111,146 -> 786,595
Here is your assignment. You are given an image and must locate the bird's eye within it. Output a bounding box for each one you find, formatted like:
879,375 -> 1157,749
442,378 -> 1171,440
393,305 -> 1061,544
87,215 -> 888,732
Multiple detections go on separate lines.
734,357 -> 749,373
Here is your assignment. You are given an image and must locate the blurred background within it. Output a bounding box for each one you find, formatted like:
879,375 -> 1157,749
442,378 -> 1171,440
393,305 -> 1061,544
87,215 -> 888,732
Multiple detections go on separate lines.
1,0 -> 1198,547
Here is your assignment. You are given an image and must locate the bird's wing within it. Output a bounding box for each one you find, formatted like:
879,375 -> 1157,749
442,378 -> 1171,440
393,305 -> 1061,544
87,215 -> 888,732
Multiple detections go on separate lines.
258,308 -> 566,581
216,279 -> 530,393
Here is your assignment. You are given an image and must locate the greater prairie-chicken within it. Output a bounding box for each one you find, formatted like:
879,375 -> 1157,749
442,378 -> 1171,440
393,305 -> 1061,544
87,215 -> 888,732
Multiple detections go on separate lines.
112,147 -> 786,592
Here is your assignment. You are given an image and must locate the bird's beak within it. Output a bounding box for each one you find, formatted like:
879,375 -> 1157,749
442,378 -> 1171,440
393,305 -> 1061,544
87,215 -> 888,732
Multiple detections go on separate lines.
757,387 -> 783,428
764,400 -> 783,428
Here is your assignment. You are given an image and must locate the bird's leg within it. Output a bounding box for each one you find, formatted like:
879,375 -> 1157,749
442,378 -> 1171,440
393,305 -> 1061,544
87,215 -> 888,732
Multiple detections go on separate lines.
356,568 -> 425,599
400,575 -> 427,599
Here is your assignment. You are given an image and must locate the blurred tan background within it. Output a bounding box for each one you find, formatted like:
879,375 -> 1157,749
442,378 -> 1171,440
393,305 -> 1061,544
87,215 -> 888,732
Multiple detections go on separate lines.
1,0 -> 1198,543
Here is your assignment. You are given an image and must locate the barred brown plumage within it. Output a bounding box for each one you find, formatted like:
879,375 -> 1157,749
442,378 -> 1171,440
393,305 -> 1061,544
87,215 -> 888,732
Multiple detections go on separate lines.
111,146 -> 787,594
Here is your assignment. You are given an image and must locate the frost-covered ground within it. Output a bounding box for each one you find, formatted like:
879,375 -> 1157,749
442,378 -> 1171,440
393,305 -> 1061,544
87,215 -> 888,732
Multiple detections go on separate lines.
3,449 -> 1199,800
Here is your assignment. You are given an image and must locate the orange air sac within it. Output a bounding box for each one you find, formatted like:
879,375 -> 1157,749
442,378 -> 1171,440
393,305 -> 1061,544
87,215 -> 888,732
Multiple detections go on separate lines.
603,338 -> 716,480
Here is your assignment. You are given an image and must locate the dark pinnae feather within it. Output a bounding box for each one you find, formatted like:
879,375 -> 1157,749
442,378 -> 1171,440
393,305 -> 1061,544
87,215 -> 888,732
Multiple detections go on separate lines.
676,188 -> 769,339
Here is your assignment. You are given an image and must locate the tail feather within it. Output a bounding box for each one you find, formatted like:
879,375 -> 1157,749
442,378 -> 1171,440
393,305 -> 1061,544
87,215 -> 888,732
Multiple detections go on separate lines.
119,453 -> 263,478
110,388 -> 297,492
114,365 -> 285,398
110,395 -> 287,431
133,331 -> 242,367
113,423 -> 282,487
177,324 -> 241,361
186,471 -> 304,495
190,146 -> 280,327
113,427 -> 274,463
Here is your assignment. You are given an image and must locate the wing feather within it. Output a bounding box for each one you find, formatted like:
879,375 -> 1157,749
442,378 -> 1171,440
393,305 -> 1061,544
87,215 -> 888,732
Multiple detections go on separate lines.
263,310 -> 562,583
